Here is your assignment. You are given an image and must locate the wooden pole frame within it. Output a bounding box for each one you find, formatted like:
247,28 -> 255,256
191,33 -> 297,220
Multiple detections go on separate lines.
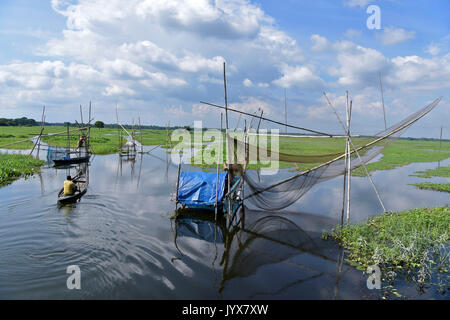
244,96 -> 442,200
215,113 -> 223,222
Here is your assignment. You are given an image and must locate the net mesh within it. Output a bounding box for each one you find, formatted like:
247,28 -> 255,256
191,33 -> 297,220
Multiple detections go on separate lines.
238,98 -> 441,211
47,146 -> 70,162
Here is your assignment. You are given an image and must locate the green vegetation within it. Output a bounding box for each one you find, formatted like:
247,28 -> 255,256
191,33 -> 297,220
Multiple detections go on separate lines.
94,121 -> 105,129
410,183 -> 450,193
410,166 -> 450,178
2,125 -> 450,173
0,126 -> 45,149
323,207 -> 450,298
351,139 -> 450,177
0,126 -> 171,154
0,153 -> 44,186
185,134 -> 450,174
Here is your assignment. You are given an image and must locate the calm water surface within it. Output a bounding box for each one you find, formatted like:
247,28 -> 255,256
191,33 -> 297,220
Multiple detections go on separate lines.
0,147 -> 448,299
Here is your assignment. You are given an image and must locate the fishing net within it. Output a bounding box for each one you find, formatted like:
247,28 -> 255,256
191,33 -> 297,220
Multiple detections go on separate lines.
47,146 -> 70,162
236,98 -> 442,211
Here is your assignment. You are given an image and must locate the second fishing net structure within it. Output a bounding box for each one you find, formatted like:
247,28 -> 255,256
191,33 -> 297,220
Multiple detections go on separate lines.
238,98 -> 441,211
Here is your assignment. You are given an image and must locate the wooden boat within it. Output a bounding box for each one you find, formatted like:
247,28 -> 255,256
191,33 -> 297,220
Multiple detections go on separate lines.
57,177 -> 87,204
53,155 -> 90,166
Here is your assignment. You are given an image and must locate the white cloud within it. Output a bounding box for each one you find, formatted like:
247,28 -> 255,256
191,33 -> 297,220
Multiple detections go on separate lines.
330,41 -> 390,86
256,26 -> 303,61
165,105 -> 188,116
425,43 -> 441,56
344,29 -> 362,39
135,0 -> 269,39
273,64 -> 324,89
310,34 -> 330,52
243,78 -> 253,87
379,26 -> 415,46
229,97 -> 273,115
103,84 -> 136,96
425,36 -> 450,56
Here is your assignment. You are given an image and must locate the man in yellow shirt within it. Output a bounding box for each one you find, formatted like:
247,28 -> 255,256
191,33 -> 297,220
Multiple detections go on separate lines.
64,175 -> 77,195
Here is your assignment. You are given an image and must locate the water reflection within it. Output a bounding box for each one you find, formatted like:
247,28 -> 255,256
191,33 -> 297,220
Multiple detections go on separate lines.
0,147 -> 448,299
172,206 -> 356,298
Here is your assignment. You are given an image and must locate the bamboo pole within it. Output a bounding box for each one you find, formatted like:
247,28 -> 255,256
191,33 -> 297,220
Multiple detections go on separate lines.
88,101 -> 92,154
340,96 -> 348,225
37,106 -> 45,158
284,89 -> 288,134
30,127 -> 44,156
139,117 -> 143,153
80,105 -> 84,126
256,109 -> 264,134
256,109 -> 264,183
223,62 -> 232,227
66,123 -> 70,151
346,99 -> 352,222
30,106 -> 46,156
215,113 -> 223,222
175,153 -> 182,210
324,93 -> 386,213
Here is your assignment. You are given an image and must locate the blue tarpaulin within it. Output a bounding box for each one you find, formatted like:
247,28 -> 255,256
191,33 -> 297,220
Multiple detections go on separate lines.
177,172 -> 227,209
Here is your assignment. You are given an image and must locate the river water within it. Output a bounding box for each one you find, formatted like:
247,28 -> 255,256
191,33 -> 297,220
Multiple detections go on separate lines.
0,147 -> 448,299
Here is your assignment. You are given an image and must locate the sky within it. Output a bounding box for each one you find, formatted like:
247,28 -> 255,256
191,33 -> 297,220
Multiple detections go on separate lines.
0,0 -> 449,138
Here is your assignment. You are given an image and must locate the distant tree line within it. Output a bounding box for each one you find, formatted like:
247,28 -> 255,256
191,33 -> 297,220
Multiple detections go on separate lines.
0,117 -> 184,130
0,117 -> 37,126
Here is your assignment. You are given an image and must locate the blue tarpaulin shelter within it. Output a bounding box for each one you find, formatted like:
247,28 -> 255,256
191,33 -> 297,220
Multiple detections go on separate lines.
177,172 -> 227,210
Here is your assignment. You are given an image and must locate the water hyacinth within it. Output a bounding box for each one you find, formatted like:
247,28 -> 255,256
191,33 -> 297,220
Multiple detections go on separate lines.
323,207 -> 449,297
0,153 -> 44,186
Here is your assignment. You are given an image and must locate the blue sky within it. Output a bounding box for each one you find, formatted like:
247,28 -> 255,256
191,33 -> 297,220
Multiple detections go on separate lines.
0,0 -> 448,138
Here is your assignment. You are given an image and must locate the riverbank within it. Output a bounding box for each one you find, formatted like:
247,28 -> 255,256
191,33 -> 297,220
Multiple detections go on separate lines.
409,183 -> 450,193
322,206 -> 449,298
0,153 -> 44,187
0,126 -> 171,154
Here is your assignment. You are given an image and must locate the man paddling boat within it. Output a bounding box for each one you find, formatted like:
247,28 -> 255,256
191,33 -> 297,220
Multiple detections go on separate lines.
63,175 -> 78,196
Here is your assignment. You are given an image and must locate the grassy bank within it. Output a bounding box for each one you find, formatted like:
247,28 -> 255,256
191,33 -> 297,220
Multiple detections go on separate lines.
0,126 -> 171,154
42,127 -> 171,154
410,183 -> 450,193
410,166 -> 450,178
351,139 -> 450,177
2,126 -> 450,172
0,153 -> 44,186
323,207 -> 449,298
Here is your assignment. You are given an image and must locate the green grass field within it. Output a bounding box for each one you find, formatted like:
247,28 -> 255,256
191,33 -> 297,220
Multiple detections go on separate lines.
1,126 -> 449,175
0,126 -> 171,154
184,133 -> 450,175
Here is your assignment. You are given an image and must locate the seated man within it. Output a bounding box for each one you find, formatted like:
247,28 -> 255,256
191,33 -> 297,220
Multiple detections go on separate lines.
63,175 -> 78,195
77,135 -> 86,149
